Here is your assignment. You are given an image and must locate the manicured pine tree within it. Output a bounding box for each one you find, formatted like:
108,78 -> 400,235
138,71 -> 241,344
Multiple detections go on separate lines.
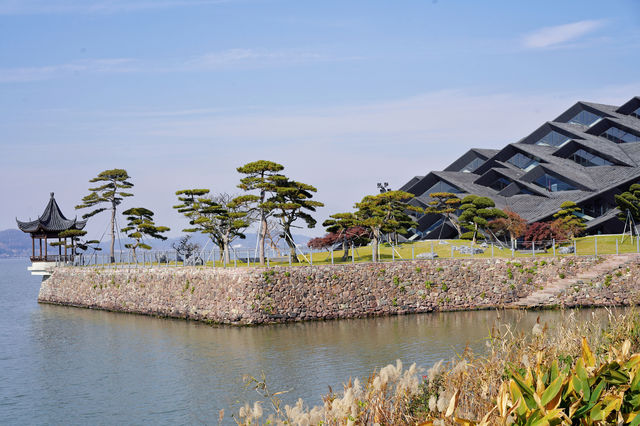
552,201 -> 586,239
76,169 -> 133,263
214,193 -> 251,264
121,207 -> 170,261
271,179 -> 324,262
615,183 -> 640,225
234,160 -> 287,265
49,229 -> 101,258
174,189 -> 251,263
458,195 -> 506,243
424,192 -> 463,238
354,191 -> 420,262
322,212 -> 359,261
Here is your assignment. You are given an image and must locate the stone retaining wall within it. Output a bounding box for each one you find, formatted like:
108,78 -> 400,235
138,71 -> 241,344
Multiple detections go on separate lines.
558,261 -> 640,307
39,257 -> 603,325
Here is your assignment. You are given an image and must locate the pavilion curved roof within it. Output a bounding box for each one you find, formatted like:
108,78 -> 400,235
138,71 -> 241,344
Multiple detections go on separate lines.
17,192 -> 87,234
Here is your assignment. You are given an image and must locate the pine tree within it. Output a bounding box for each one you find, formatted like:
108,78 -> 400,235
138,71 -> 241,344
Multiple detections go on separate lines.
354,191 -> 420,262
214,193 -> 252,263
615,184 -> 640,224
458,195 -> 506,243
552,201 -> 586,239
174,189 -> 250,263
121,207 -> 170,261
424,192 -> 462,238
271,179 -> 324,262
49,229 -> 101,259
76,169 -> 133,262
235,160 -> 286,265
322,212 -> 359,261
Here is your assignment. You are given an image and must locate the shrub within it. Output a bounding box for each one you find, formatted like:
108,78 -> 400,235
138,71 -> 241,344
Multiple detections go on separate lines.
460,231 -> 484,241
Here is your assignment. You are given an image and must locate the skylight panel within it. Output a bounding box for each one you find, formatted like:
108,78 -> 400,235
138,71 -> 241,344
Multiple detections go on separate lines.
568,109 -> 602,126
601,126 -> 640,144
535,130 -> 570,147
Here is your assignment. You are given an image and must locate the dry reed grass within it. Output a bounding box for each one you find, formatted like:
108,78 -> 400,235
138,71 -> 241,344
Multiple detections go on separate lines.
227,308 -> 640,425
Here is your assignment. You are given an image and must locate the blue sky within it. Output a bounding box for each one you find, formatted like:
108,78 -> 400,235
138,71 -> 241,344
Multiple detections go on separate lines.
2,0 -> 640,240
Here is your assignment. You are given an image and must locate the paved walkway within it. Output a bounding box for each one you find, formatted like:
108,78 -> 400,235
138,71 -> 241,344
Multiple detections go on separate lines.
513,254 -> 639,308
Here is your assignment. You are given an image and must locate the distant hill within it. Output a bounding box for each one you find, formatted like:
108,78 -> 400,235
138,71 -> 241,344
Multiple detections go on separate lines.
0,229 -> 31,258
0,228 -> 313,258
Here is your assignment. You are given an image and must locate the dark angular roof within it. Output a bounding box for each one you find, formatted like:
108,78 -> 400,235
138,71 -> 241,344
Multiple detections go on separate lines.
471,148 -> 500,158
17,192 -> 87,234
400,96 -> 640,233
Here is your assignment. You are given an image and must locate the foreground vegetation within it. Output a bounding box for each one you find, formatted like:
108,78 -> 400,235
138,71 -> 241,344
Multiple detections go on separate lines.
227,309 -> 640,424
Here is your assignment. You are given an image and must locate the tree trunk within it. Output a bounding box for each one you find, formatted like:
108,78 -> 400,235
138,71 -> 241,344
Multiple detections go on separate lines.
223,233 -> 231,264
472,223 -> 478,244
282,224 -> 299,263
259,215 -> 267,265
110,200 -> 116,263
341,236 -> 349,261
371,229 -> 379,262
448,214 -> 462,238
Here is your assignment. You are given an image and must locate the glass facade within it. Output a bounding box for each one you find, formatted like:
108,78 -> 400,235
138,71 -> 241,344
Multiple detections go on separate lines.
583,198 -> 614,218
568,109 -> 602,126
601,126 -> 640,144
460,157 -> 484,173
420,180 -> 463,197
506,152 -> 540,170
569,148 -> 612,167
533,173 -> 576,192
535,130 -> 571,147
631,107 -> 640,119
489,177 -> 512,191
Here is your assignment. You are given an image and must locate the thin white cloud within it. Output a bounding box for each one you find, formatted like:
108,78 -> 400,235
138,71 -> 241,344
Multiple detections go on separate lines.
0,49 -> 351,83
523,20 -> 606,49
0,58 -> 137,83
0,0 -> 229,15
182,48 -> 329,70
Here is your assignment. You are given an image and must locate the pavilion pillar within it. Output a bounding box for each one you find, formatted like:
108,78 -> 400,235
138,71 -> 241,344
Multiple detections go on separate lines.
64,238 -> 68,261
31,236 -> 35,260
44,236 -> 48,261
58,237 -> 62,259
39,238 -> 42,260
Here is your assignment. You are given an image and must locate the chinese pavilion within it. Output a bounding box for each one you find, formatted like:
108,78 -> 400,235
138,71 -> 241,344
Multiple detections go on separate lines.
17,192 -> 87,262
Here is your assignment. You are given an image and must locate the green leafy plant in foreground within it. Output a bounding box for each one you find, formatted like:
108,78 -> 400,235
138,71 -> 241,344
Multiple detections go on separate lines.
496,338 -> 640,425
428,338 -> 640,425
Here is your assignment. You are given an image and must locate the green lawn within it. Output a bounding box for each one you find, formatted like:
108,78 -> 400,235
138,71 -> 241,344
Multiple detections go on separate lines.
88,235 -> 639,268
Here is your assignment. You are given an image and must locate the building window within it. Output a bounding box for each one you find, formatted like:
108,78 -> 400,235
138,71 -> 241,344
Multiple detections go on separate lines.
631,107 -> 640,119
489,177 -> 512,191
460,157 -> 484,173
583,199 -> 613,218
568,109 -> 602,126
506,152 -> 540,170
569,148 -> 612,167
601,126 -> 640,144
533,173 -> 576,192
535,130 -> 571,147
421,180 -> 463,197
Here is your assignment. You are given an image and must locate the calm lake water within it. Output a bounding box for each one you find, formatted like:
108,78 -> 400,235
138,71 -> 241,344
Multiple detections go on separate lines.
0,258 -> 617,425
